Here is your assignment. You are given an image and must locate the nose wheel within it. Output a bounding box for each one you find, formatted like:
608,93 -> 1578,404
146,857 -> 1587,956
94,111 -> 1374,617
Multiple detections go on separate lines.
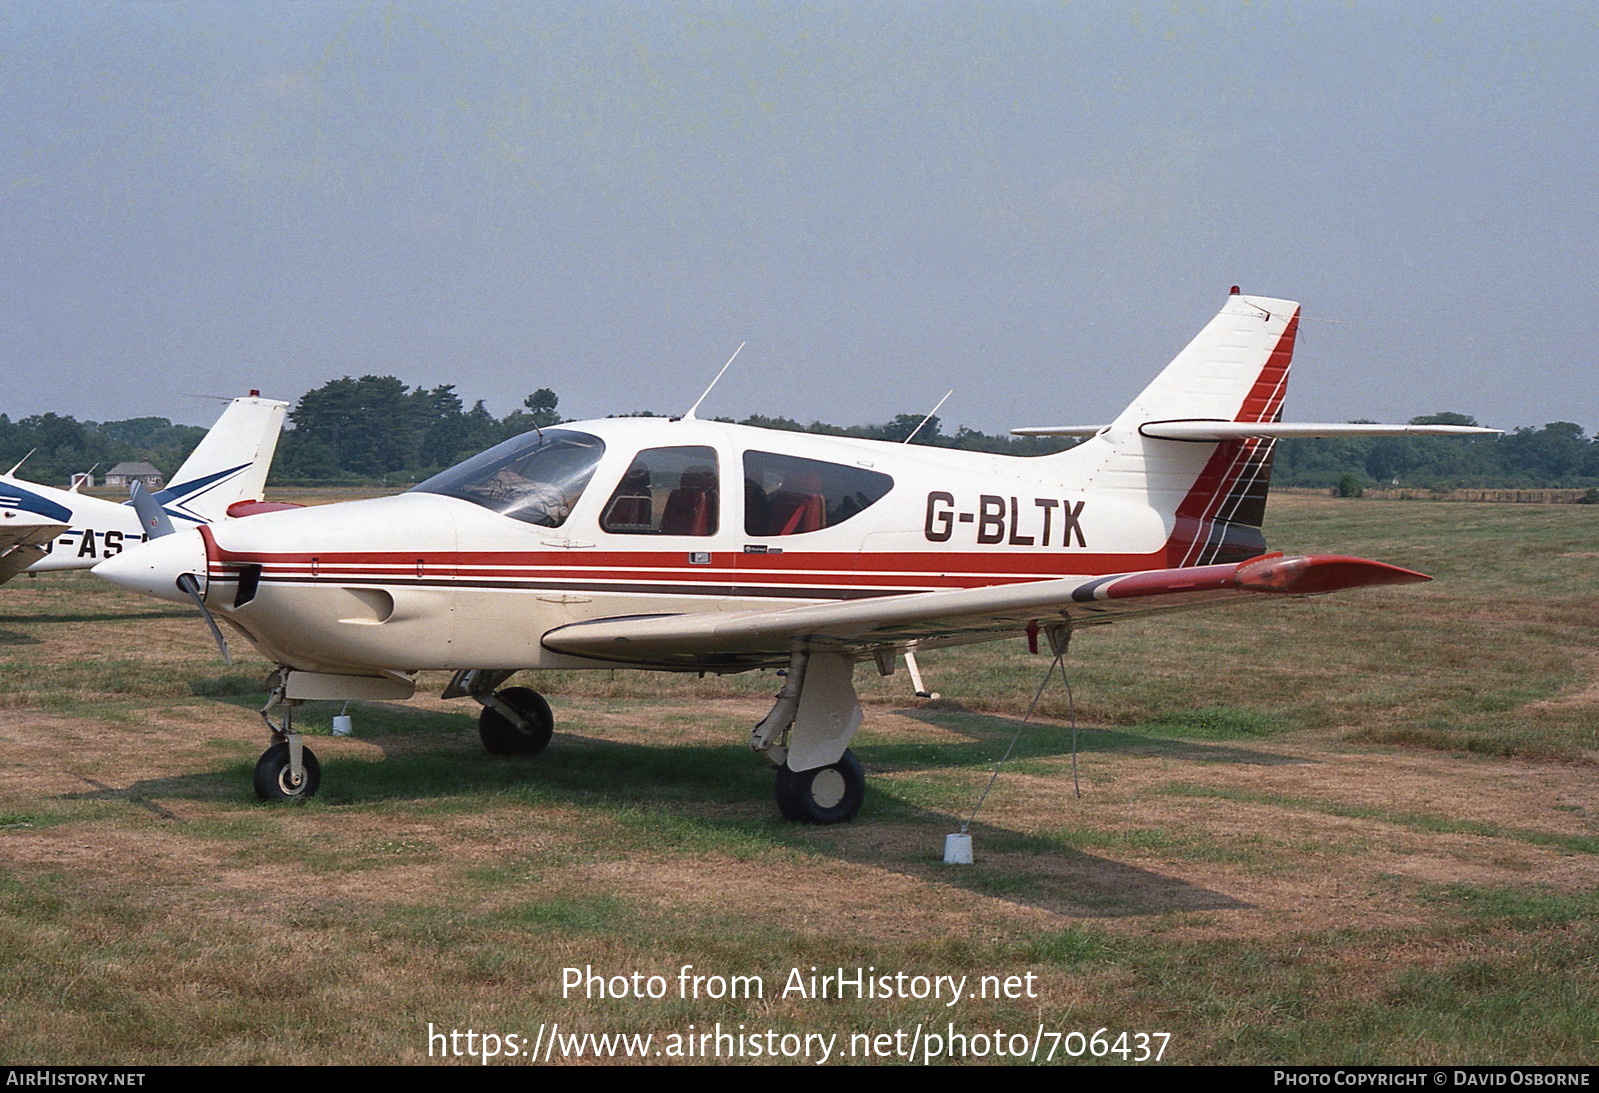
254,740 -> 321,801
254,670 -> 319,802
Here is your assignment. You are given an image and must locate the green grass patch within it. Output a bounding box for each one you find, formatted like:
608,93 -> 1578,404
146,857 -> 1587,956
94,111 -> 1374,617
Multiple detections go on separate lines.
1137,706 -> 1292,740
1420,883 -> 1599,928
1046,823 -> 1267,865
489,894 -> 634,933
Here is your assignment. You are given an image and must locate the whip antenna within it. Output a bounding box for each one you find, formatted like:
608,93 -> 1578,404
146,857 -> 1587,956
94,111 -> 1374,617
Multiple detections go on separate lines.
683,342 -> 745,420
903,390 -> 953,444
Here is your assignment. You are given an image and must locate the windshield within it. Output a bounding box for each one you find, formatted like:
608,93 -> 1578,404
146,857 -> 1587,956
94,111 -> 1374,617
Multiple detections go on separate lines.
411,429 -> 606,527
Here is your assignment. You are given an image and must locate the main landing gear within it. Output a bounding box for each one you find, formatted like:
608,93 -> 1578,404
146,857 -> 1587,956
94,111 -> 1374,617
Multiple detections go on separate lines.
477,686 -> 554,756
774,749 -> 866,825
451,656 -> 870,824
751,639 -> 869,825
446,670 -> 556,758
249,657 -> 872,822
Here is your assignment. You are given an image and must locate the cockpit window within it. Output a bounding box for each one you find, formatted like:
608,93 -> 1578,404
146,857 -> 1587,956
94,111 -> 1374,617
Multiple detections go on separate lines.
600,446 -> 719,536
743,451 -> 893,536
412,429 -> 605,527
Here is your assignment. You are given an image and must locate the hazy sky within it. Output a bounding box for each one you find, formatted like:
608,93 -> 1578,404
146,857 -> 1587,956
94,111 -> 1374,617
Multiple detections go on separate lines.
4,1 -> 1596,436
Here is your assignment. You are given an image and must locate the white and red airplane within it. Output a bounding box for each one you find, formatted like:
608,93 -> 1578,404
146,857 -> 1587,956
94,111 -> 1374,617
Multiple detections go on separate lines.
0,393 -> 288,586
94,292 -> 1493,821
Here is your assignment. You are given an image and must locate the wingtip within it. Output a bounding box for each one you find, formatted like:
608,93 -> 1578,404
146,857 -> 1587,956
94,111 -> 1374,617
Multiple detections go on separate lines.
1236,554 -> 1431,594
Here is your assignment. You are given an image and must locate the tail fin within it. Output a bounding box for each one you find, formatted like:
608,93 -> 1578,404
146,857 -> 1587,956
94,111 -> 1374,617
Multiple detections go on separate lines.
155,394 -> 289,524
1072,291 -> 1300,566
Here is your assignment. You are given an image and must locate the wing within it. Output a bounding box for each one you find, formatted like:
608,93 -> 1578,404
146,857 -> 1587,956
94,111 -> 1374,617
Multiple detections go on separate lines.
542,552 -> 1428,669
0,512 -> 67,585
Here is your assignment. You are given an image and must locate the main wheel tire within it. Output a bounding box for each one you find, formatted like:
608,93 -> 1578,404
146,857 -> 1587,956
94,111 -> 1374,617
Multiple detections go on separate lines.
478,686 -> 554,756
774,749 -> 865,824
253,742 -> 321,802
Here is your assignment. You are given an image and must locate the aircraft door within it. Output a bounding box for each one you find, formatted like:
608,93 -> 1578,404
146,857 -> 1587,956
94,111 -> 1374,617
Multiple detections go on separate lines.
596,446 -> 721,539
736,451 -> 895,599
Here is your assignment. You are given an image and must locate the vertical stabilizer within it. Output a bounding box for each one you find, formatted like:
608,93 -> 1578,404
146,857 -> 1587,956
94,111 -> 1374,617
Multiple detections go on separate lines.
155,394 -> 288,524
1071,292 -> 1300,565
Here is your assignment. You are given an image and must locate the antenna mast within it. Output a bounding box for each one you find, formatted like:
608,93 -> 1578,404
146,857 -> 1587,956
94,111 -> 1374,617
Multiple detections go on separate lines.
5,449 -> 36,477
903,390 -> 953,444
684,342 -> 746,421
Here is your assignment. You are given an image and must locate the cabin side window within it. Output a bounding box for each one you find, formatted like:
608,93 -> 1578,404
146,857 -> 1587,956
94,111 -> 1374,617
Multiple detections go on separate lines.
411,429 -> 606,528
742,451 -> 893,536
599,446 -> 720,536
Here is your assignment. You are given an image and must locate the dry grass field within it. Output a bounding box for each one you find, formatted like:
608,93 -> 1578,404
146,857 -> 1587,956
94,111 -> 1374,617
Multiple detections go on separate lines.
1,495 -> 1595,1065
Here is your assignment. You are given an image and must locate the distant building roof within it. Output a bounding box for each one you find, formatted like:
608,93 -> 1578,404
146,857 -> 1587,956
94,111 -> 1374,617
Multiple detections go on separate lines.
107,462 -> 163,478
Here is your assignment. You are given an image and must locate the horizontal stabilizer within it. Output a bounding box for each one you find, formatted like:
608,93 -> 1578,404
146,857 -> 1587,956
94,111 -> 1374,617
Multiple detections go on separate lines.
0,541 -> 54,583
1139,421 -> 1501,441
0,511 -> 65,584
1010,424 -> 1104,437
1014,420 -> 1500,440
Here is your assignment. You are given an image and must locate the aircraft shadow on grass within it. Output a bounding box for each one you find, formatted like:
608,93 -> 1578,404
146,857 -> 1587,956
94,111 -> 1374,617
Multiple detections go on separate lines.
887,702 -> 1315,768
64,696 -> 1253,917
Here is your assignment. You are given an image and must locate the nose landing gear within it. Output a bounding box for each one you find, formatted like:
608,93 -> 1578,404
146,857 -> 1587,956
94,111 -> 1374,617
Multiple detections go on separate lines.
255,676 -> 318,802
253,739 -> 321,801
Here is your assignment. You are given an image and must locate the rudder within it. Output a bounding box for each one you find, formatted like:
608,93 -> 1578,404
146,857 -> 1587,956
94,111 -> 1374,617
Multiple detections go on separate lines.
1071,291 -> 1300,566
155,394 -> 288,524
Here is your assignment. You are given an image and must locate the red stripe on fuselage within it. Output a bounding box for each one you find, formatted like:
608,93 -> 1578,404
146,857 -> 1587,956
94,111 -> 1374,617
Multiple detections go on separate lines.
203,545 -> 1172,596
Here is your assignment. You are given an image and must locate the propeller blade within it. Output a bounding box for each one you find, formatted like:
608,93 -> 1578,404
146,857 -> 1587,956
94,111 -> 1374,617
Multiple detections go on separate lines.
176,572 -> 232,665
129,481 -> 175,539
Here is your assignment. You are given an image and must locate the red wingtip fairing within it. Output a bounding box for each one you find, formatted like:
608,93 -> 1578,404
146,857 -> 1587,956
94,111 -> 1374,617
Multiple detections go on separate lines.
1235,553 -> 1431,594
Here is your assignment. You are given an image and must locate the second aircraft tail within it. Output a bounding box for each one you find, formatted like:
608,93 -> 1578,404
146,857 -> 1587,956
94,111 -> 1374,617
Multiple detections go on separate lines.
155,393 -> 289,524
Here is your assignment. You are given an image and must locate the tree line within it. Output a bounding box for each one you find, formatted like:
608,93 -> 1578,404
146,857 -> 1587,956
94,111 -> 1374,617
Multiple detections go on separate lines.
0,413 -> 207,486
269,376 -> 1076,482
1274,414 -> 1599,490
4,375 -> 1598,491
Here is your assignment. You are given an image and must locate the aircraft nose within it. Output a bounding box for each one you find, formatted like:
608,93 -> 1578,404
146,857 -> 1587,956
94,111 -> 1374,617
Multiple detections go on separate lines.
93,529 -> 209,606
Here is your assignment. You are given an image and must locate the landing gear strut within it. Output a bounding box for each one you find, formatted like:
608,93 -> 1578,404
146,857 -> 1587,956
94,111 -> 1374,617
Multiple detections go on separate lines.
751,639 -> 868,824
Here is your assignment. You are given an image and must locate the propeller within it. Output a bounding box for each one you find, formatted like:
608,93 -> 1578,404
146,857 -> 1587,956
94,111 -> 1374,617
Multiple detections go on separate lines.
130,481 -> 231,664
129,480 -> 174,537
176,572 -> 233,665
